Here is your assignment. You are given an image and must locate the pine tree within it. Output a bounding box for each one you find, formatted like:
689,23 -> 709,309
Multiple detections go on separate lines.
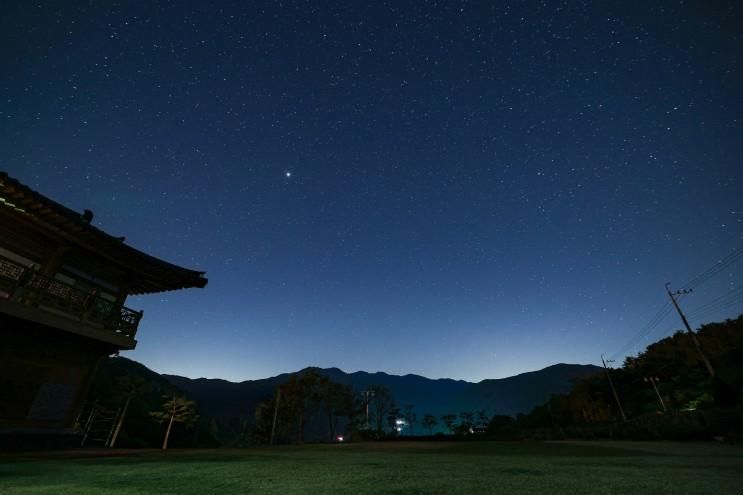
150,395 -> 199,449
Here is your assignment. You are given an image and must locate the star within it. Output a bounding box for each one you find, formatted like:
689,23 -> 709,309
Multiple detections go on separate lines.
285,171 -> 292,178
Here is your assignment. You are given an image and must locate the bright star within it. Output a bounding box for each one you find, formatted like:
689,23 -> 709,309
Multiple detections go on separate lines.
285,171 -> 292,178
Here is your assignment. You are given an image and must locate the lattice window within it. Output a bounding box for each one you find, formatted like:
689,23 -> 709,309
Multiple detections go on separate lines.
0,256 -> 25,281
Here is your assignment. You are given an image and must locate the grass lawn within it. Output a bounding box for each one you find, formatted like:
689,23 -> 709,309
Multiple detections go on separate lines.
1,441 -> 742,494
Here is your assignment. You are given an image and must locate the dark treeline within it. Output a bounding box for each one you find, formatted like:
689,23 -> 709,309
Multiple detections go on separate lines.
253,369 -> 355,444
250,371 -> 492,444
489,315 -> 743,442
90,315 -> 743,447
252,371 -> 407,444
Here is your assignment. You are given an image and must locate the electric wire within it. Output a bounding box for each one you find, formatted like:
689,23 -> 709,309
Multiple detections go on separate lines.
607,245 -> 743,362
680,245 -> 743,290
609,301 -> 673,361
687,296 -> 743,323
686,286 -> 743,319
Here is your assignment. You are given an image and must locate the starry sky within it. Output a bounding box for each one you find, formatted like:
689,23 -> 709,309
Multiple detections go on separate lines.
2,1 -> 742,382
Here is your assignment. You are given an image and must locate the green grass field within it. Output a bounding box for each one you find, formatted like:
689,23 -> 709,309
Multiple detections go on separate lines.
1,441 -> 742,494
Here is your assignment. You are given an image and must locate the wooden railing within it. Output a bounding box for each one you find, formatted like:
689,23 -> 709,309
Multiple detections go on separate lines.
0,254 -> 141,340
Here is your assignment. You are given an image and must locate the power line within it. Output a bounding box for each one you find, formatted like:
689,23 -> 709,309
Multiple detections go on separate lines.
686,286 -> 743,317
687,295 -> 743,323
681,246 -> 743,289
689,301 -> 743,323
688,308 -> 743,328
654,290 -> 742,339
609,301 -> 673,361
608,245 -> 743,362
680,245 -> 743,290
612,301 -> 670,354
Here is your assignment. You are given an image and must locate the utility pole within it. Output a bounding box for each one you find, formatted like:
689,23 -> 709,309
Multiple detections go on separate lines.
643,376 -> 667,412
665,283 -> 715,378
601,354 -> 627,422
269,388 -> 281,446
361,390 -> 375,429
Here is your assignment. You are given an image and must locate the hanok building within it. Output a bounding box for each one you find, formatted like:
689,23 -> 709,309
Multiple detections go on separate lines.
0,171 -> 207,445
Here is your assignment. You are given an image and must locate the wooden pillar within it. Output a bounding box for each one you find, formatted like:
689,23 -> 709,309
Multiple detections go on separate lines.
113,282 -> 130,309
40,245 -> 70,276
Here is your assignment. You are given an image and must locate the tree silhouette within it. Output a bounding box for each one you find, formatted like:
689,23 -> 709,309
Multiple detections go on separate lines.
150,395 -> 198,449
422,413 -> 438,435
476,409 -> 490,431
109,374 -> 149,447
280,370 -> 324,443
458,411 -> 475,434
369,385 -> 395,437
319,379 -> 355,441
441,413 -> 457,434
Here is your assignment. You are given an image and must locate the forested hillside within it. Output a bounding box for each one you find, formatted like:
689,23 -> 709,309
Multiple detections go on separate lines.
502,315 -> 743,441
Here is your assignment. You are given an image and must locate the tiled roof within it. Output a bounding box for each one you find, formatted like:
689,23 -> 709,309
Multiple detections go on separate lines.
0,171 -> 207,294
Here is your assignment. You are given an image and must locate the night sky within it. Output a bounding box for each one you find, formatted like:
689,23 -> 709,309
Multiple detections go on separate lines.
2,1 -> 742,382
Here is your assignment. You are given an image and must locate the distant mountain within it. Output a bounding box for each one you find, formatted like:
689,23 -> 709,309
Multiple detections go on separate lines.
164,363 -> 601,441
455,364 -> 605,414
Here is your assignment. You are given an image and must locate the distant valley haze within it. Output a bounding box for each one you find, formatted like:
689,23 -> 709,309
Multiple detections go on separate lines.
163,362 -> 601,424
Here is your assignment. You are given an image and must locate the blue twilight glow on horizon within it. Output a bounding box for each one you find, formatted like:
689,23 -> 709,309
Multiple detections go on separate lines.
1,2 -> 742,382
